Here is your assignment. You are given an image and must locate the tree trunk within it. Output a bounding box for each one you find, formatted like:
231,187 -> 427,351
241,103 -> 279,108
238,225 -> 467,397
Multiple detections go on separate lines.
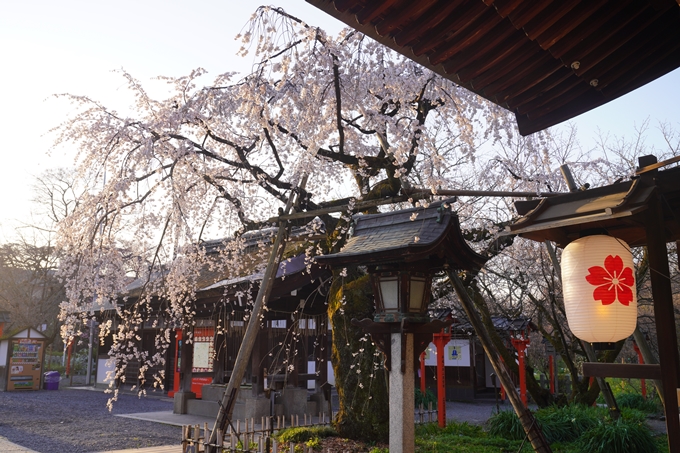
328,272 -> 389,442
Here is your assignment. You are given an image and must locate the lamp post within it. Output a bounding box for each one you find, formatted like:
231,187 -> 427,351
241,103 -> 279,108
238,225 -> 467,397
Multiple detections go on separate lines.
316,199 -> 487,453
367,264 -> 433,453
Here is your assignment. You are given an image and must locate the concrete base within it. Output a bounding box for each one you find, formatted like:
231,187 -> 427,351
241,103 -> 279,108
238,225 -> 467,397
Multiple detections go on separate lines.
173,390 -> 196,414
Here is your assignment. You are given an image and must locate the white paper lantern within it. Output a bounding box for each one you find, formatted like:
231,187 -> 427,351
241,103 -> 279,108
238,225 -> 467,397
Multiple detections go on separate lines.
561,235 -> 637,343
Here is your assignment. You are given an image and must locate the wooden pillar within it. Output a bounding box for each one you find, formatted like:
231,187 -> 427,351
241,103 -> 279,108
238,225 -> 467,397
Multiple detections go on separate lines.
644,192 -> 680,451
447,270 -> 551,453
174,327 -> 196,414
181,329 -> 194,392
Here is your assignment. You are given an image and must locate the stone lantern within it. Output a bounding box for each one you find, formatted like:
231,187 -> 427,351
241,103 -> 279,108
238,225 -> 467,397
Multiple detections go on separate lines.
316,199 -> 486,453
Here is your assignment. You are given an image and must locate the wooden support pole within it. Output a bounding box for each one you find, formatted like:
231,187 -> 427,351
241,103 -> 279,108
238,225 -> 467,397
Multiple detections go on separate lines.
643,193 -> 680,452
206,176 -> 308,453
447,270 -> 552,453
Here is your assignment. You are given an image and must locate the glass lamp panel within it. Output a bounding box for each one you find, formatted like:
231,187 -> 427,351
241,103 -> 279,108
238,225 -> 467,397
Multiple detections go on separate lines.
379,276 -> 400,312
409,277 -> 427,312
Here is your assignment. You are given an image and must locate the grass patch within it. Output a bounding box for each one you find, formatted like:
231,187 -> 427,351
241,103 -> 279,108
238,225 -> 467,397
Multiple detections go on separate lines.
416,420 -> 531,453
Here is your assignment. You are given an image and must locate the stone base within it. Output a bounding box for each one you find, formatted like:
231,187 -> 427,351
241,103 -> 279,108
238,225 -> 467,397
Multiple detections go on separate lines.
173,390 -> 196,414
277,387 -> 309,417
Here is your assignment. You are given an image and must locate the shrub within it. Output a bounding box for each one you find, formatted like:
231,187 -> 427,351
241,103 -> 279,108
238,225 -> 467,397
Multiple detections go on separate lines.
536,404 -> 601,443
274,426 -> 337,444
416,420 -> 484,438
616,393 -> 661,413
486,410 -> 524,441
576,418 -> 657,453
415,388 -> 437,409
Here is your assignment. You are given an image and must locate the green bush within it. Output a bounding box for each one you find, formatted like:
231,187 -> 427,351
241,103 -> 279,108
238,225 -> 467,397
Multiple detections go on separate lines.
274,426 -> 337,444
537,404 -> 602,443
415,388 -> 437,410
617,393 -> 661,413
486,410 -> 524,441
620,407 -> 649,424
576,418 -> 657,453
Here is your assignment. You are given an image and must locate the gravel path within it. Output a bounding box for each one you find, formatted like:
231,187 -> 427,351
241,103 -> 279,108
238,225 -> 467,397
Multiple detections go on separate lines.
0,387 -> 505,453
0,388 -> 180,453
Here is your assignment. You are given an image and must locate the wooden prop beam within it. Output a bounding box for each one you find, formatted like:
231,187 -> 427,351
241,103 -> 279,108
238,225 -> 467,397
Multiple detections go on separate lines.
447,270 -> 552,453
583,363 -> 662,380
205,176 -> 308,453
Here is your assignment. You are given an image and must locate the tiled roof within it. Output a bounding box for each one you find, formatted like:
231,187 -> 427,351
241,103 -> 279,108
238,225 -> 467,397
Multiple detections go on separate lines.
506,158 -> 680,247
317,199 -> 486,270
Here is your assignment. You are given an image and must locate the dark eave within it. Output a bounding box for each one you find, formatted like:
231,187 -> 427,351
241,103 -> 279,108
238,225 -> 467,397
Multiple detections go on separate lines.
306,0 -> 680,135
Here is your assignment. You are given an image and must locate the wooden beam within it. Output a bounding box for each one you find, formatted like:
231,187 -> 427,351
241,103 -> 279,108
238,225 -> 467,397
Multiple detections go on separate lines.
583,363 -> 662,380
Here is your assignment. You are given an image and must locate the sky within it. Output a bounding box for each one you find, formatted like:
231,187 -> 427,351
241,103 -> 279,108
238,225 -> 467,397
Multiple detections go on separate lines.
1,0 -> 679,239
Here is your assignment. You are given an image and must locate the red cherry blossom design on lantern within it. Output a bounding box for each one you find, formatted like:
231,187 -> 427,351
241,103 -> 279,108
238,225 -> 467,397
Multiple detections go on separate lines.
585,255 -> 635,306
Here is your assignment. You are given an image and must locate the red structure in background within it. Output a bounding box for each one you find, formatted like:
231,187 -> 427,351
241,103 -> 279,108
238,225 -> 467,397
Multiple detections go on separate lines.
65,340 -> 73,376
168,328 -> 213,398
510,334 -> 530,408
633,342 -> 647,399
418,324 -> 451,428
432,329 -> 451,428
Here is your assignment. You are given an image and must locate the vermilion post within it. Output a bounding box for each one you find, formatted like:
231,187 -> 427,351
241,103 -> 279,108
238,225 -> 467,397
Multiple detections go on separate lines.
633,342 -> 647,398
548,355 -> 555,394
511,336 -> 530,408
419,351 -> 426,394
65,340 -> 73,377
433,331 -> 450,427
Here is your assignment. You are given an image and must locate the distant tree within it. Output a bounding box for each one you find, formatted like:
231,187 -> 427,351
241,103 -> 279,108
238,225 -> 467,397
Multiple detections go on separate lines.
0,168 -> 84,346
0,238 -> 64,344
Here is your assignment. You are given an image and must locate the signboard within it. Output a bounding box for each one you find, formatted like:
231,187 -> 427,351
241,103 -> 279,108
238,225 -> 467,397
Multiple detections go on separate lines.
445,339 -> 470,367
422,339 -> 471,367
8,339 -> 44,391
